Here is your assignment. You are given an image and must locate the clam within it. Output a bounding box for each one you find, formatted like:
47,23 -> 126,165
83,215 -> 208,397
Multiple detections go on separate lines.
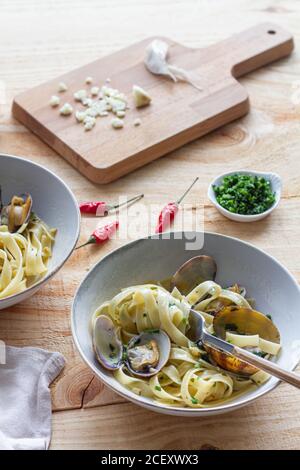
93,315 -> 171,377
93,315 -> 123,370
207,305 -> 281,376
126,330 -> 171,377
0,193 -> 32,233
170,255 -> 217,295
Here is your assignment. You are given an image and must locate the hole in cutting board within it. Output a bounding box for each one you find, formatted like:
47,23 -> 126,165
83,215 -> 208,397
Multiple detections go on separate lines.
268,30 -> 276,35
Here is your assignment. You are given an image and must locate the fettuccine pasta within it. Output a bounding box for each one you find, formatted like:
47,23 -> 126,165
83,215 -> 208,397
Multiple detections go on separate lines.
92,281 -> 280,409
0,216 -> 56,299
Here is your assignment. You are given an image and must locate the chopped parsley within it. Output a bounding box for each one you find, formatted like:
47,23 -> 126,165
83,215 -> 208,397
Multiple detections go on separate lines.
213,174 -> 276,215
266,314 -> 272,321
155,386 -> 162,391
191,397 -> 199,405
252,351 -> 267,358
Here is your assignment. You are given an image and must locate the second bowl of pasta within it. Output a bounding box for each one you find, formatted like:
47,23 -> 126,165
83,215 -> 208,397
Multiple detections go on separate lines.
0,154 -> 80,309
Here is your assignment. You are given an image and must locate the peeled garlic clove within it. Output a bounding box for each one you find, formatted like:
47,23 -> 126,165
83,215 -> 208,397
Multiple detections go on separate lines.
132,85 -> 151,108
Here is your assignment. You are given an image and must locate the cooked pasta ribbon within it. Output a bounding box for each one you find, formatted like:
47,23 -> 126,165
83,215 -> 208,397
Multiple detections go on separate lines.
0,217 -> 56,299
93,282 -> 280,408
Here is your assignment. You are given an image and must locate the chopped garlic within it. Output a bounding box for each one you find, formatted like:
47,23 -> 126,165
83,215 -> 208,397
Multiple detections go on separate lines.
91,86 -> 100,96
132,85 -> 151,108
117,110 -> 126,118
59,103 -> 73,115
111,117 -> 124,129
108,97 -> 127,114
85,76 -> 93,84
74,89 -> 87,102
50,95 -> 60,107
58,81 -> 68,92
84,116 -> 96,131
82,97 -> 93,107
85,106 -> 99,118
75,110 -> 86,122
134,118 -> 141,126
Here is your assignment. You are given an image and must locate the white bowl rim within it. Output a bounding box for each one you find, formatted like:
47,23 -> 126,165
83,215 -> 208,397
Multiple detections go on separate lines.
208,169 -> 282,221
71,230 -> 300,416
0,153 -> 81,304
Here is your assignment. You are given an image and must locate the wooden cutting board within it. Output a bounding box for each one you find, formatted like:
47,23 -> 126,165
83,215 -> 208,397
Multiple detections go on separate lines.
12,23 -> 293,184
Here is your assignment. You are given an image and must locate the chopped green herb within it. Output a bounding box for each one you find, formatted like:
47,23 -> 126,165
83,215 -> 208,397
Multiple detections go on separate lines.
155,385 -> 162,391
252,351 -> 267,358
213,174 -> 276,215
191,397 -> 199,404
143,313 -> 147,317
266,314 -> 272,321
201,353 -> 210,362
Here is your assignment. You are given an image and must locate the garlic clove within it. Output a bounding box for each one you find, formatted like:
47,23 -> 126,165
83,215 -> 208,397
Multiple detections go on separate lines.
132,85 -> 151,108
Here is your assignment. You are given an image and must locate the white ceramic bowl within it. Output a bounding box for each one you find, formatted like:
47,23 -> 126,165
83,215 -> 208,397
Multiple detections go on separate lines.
0,154 -> 80,309
72,232 -> 300,417
208,170 -> 282,222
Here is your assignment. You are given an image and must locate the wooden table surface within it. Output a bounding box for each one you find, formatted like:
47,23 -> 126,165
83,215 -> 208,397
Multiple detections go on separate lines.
0,0 -> 300,450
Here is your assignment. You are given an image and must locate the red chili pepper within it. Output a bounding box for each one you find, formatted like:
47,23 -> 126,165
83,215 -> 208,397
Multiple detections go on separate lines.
76,221 -> 119,249
79,194 -> 144,216
155,177 -> 199,233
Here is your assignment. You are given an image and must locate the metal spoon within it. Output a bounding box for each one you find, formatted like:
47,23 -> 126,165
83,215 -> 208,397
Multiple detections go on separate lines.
186,308 -> 300,389
172,256 -> 300,388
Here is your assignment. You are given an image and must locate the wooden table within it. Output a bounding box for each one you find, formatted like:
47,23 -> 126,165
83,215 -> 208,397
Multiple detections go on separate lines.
0,0 -> 299,450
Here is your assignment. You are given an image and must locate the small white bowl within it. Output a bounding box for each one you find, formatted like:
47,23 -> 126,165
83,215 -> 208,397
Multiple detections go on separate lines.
208,170 -> 282,222
0,154 -> 80,309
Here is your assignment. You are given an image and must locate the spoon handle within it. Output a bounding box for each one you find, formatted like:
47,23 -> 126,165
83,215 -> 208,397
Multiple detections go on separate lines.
202,332 -> 300,389
233,346 -> 300,389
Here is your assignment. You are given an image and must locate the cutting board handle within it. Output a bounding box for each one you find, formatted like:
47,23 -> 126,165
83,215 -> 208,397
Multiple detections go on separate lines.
224,22 -> 294,77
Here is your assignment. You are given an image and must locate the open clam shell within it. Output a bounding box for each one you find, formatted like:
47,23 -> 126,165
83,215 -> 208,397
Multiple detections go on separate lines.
1,193 -> 33,233
126,330 -> 171,378
207,305 -> 280,376
170,255 -> 217,295
93,315 -> 123,370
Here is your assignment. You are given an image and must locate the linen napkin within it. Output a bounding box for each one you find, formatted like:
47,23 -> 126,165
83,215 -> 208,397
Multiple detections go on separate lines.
0,346 -> 65,450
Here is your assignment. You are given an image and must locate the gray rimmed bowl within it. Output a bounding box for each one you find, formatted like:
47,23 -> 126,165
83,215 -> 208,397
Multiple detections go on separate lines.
0,154 -> 80,309
72,232 -> 300,416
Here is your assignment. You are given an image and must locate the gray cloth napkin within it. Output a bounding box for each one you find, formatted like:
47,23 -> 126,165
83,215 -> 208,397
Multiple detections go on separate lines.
0,346 -> 65,450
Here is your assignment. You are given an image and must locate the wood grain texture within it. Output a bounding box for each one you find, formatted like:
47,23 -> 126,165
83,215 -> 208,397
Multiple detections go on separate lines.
12,23 -> 293,183
0,0 -> 300,450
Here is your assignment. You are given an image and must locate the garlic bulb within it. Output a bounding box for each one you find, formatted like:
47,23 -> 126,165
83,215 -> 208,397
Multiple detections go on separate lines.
144,39 -> 202,91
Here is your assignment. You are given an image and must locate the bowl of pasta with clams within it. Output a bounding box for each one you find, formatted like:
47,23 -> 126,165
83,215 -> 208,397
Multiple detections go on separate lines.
0,154 -> 80,309
72,232 -> 300,416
